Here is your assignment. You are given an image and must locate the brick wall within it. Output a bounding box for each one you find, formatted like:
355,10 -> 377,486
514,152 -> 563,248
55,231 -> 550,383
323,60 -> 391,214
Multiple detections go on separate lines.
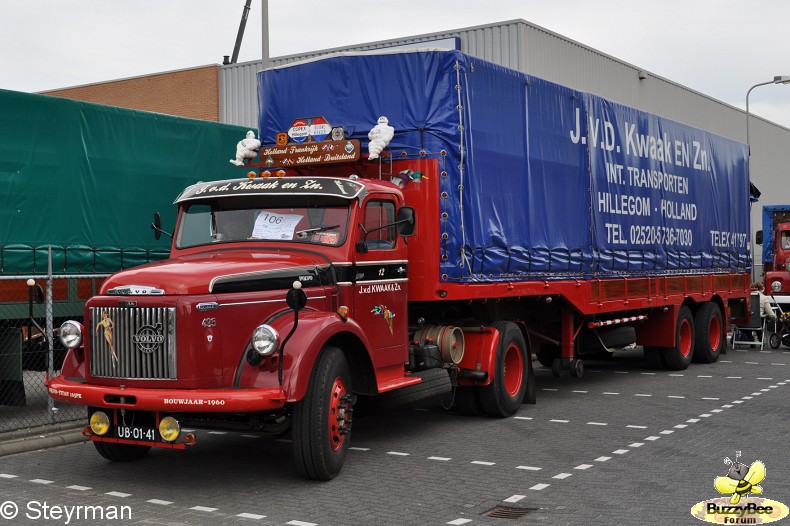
43,65 -> 220,121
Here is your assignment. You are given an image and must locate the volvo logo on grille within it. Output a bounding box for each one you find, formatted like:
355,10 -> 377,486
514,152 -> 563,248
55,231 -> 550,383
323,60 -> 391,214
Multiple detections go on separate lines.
133,323 -> 165,354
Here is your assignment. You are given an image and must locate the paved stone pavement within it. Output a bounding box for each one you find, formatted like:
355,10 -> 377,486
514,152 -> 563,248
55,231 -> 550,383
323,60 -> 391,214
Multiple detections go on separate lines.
1,345 -> 789,525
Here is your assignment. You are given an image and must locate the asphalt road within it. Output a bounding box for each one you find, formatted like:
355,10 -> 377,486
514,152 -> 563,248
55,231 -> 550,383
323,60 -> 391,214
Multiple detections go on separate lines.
1,345 -> 789,526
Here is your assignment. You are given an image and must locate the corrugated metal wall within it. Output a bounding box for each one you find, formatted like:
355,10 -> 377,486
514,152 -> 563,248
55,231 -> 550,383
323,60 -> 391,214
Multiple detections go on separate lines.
219,18 -> 790,270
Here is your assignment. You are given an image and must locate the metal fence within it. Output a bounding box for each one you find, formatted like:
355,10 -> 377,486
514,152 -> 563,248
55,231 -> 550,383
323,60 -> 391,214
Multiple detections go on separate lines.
0,272 -> 108,433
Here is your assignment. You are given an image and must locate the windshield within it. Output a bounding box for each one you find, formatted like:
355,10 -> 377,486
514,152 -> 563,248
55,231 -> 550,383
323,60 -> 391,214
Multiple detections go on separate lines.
175,196 -> 351,249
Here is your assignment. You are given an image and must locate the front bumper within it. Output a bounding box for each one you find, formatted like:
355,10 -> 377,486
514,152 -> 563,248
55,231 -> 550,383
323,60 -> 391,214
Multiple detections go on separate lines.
46,375 -> 287,413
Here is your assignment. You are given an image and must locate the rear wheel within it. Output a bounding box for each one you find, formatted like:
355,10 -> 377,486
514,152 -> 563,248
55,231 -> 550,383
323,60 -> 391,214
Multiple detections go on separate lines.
292,346 -> 353,480
662,306 -> 695,370
479,322 -> 528,417
693,303 -> 724,363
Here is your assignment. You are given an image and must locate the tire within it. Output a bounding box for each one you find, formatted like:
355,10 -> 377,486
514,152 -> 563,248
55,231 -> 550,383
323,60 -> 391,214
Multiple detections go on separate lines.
93,441 -> 151,462
644,346 -> 666,369
662,306 -> 695,370
692,303 -> 724,363
479,322 -> 528,418
292,346 -> 353,481
452,387 -> 485,416
770,333 -> 781,349
378,368 -> 451,408
582,326 -> 636,354
536,344 -> 558,368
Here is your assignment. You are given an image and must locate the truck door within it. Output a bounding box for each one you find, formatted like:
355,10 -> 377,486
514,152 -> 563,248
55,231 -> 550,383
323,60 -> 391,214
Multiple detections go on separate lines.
353,198 -> 409,375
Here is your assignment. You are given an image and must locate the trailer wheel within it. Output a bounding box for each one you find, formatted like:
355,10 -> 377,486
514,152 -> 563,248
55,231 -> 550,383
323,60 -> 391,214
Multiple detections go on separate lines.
692,303 -> 724,363
662,306 -> 695,370
479,322 -> 528,417
569,358 -> 584,378
452,387 -> 485,416
93,441 -> 151,462
292,346 -> 352,481
769,333 -> 781,349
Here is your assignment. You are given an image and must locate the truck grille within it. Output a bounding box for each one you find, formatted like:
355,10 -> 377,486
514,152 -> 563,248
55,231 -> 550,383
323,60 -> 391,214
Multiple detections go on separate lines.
90,306 -> 177,379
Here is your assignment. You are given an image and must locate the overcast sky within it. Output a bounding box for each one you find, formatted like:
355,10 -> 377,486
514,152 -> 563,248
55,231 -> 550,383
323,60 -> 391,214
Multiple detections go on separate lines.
3,0 -> 790,129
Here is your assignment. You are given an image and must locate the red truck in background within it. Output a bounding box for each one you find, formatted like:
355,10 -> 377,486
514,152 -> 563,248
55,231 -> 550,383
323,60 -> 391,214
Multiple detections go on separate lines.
47,50 -> 752,480
758,205 -> 790,295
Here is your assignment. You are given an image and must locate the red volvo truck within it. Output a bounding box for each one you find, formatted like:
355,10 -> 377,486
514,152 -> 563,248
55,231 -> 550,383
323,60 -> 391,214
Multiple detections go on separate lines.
47,50 -> 752,480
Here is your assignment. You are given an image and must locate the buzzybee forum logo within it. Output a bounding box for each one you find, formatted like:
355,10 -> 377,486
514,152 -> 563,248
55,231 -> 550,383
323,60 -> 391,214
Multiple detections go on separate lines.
691,451 -> 789,524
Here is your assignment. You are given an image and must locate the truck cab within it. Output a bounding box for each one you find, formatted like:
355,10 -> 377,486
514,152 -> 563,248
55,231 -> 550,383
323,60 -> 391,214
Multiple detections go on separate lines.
765,221 -> 790,293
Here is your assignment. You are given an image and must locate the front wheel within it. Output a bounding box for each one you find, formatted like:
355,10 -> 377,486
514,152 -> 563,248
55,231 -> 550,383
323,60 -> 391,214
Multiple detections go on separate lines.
292,346 -> 353,480
769,333 -> 781,349
93,441 -> 151,462
479,322 -> 528,417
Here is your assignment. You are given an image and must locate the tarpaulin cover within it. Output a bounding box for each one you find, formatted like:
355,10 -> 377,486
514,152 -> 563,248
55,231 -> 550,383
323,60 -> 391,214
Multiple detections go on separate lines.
0,89 -> 252,274
258,50 -> 751,282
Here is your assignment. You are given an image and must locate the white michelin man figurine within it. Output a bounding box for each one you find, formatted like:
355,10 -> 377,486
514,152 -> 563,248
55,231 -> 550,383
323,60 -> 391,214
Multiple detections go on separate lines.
367,116 -> 394,160
230,130 -> 262,166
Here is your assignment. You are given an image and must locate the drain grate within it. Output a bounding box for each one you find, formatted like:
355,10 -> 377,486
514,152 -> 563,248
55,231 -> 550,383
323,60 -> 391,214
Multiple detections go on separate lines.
482,505 -> 537,519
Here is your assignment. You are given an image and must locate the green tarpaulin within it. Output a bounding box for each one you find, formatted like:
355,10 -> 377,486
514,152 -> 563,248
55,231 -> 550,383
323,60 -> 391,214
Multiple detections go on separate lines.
0,89 -> 254,274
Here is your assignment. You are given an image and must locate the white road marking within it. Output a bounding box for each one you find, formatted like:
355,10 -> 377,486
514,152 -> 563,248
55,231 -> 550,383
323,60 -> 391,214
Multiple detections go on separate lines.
644,436 -> 660,441
288,521 -> 319,526
349,447 -> 370,451
697,375 -> 713,378
699,413 -> 713,417
208,431 -> 228,435
553,473 -> 572,479
627,425 -> 648,429
0,474 -> 18,479
542,388 -> 558,392
504,495 -> 526,503
732,400 -> 744,404
447,520 -> 472,525
771,363 -> 786,366
574,464 -> 593,470
147,499 -> 173,505
702,397 -> 720,400
572,390 -> 589,393
516,466 -> 542,471
659,430 -> 674,435
550,419 -> 570,423
674,424 -> 688,429
668,395 -> 685,399
758,378 -> 774,380
612,449 -> 629,455
669,374 -> 684,377
514,416 -> 533,421
471,461 -> 496,466
106,491 -> 131,497
388,451 -> 410,456
614,371 -> 629,374
66,485 -> 91,491
710,409 -> 723,413
530,483 -> 550,490
629,442 -> 644,448
687,418 -> 700,423
726,376 -> 742,379
602,392 -> 620,395
587,422 -> 608,426
30,479 -> 53,484
742,397 -> 753,400
745,362 -> 759,365
719,360 -> 733,362
237,513 -> 266,520
428,456 -> 452,461
635,394 -> 652,397
641,372 -> 656,375
594,456 -> 611,462
722,405 -> 734,408
190,506 -> 218,512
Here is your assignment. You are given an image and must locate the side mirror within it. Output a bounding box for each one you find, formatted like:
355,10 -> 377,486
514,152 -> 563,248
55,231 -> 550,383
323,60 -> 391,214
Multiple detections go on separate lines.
756,230 -> 763,245
152,212 -> 162,241
396,206 -> 415,237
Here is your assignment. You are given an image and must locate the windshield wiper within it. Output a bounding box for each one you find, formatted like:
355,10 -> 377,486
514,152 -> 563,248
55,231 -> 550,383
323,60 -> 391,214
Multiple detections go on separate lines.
295,225 -> 340,238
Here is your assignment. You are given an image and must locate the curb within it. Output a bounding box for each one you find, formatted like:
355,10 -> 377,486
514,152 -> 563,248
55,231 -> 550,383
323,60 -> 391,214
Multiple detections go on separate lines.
0,424 -> 88,457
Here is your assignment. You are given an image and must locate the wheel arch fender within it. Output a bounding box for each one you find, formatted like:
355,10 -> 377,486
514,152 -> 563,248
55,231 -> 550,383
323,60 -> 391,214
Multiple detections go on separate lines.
456,325 -> 501,387
267,312 -> 374,403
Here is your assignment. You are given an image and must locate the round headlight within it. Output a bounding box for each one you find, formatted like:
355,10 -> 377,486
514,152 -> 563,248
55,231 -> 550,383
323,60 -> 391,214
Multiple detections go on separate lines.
772,281 -> 783,294
89,411 -> 110,436
159,416 -> 181,443
60,320 -> 84,349
252,325 -> 279,356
